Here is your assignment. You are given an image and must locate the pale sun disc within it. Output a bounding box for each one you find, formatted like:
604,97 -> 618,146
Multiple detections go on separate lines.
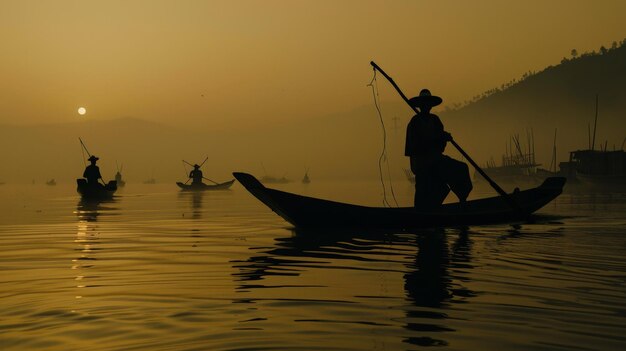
78,107 -> 87,115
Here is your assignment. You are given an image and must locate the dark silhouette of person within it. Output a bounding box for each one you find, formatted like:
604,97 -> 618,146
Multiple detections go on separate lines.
189,164 -> 203,185
405,89 -> 472,209
83,155 -> 103,187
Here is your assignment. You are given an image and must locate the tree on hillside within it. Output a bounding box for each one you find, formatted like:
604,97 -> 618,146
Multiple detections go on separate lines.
444,38 -> 626,113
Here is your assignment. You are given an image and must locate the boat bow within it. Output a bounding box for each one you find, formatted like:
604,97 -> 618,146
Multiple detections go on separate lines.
234,172 -> 565,230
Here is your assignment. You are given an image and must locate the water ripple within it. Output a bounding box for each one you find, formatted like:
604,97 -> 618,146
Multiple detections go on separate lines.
0,186 -> 625,350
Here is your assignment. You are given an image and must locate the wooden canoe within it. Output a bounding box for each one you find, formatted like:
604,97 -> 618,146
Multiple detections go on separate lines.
176,179 -> 235,191
233,172 -> 566,230
76,179 -> 117,199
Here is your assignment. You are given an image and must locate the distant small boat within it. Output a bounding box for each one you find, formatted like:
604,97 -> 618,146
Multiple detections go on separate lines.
234,172 -> 566,230
176,179 -> 236,191
76,179 -> 117,199
46,179 -> 56,186
302,172 -> 311,184
115,172 -> 126,187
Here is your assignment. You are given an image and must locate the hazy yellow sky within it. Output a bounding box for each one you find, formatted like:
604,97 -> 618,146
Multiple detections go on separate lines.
1,0 -> 625,129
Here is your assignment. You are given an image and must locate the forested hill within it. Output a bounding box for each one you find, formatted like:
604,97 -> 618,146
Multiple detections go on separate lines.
442,40 -> 626,166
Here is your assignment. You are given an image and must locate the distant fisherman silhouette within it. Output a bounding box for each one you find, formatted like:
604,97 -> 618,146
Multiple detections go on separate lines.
83,155 -> 103,187
189,164 -> 203,185
405,89 -> 472,209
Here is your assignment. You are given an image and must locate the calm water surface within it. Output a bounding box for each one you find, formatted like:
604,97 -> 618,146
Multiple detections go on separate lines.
0,181 -> 625,350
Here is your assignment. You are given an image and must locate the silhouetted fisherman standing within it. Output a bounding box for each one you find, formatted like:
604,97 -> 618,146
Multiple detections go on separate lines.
189,164 -> 203,185
83,155 -> 103,187
405,89 -> 472,209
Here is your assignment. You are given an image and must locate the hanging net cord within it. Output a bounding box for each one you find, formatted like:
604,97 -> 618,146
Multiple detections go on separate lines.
368,70 -> 399,207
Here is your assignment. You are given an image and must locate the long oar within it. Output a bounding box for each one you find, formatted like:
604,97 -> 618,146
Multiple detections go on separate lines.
184,157 -> 209,168
370,61 -> 525,215
183,158 -> 208,168
79,137 -> 92,157
203,176 -> 220,185
182,161 -> 192,184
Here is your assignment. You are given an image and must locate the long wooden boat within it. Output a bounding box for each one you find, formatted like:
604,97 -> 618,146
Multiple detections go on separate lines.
76,179 -> 117,199
233,172 -> 566,230
176,179 -> 235,191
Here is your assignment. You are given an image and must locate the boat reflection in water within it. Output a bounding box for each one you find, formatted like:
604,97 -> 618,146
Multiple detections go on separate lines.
402,228 -> 475,347
75,198 -> 118,222
231,227 -> 476,348
178,191 -> 204,220
72,199 -> 117,301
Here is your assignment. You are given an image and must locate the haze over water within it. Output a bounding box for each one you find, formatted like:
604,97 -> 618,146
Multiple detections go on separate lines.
1,181 -> 625,350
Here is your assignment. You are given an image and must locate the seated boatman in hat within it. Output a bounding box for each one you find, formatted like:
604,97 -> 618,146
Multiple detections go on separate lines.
405,89 -> 473,209
189,164 -> 203,185
83,155 -> 104,187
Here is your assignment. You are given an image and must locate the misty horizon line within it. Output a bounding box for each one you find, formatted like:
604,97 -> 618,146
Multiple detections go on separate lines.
4,44 -> 625,132
4,38 -> 626,129
0,102 -> 401,129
